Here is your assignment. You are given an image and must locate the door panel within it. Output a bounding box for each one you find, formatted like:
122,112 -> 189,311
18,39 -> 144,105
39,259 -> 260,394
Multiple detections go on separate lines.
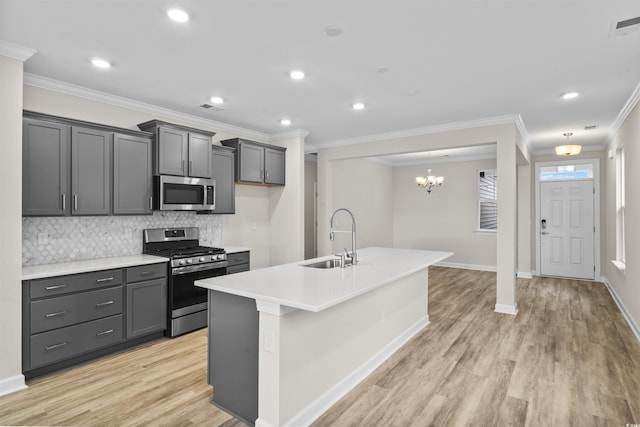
540,180 -> 594,279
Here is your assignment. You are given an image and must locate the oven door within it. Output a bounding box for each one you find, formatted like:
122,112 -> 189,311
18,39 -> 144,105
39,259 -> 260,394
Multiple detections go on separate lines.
170,263 -> 227,318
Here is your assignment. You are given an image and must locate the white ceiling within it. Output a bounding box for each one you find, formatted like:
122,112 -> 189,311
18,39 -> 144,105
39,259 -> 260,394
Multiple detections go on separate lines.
2,1 -> 640,154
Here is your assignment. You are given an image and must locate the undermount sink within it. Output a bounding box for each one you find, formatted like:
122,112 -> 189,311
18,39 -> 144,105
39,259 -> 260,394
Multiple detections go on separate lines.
301,258 -> 342,269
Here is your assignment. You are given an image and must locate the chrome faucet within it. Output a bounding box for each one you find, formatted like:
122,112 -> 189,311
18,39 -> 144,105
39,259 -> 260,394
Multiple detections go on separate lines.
329,208 -> 357,265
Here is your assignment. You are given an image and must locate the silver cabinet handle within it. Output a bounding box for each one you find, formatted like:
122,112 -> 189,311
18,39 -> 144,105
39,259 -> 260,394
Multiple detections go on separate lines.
139,271 -> 152,276
95,277 -> 114,283
73,194 -> 78,210
260,169 -> 264,181
45,284 -> 67,290
96,329 -> 114,337
149,197 -> 153,210
61,194 -> 66,210
45,310 -> 68,318
189,160 -> 193,175
95,300 -> 114,307
45,342 -> 68,351
541,231 -> 550,235
182,160 -> 186,175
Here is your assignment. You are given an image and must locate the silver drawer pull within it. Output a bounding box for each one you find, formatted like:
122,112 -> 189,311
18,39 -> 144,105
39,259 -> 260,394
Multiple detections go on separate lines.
96,277 -> 114,283
95,300 -> 114,308
45,342 -> 68,351
139,271 -> 153,276
96,329 -> 114,337
45,310 -> 68,318
45,284 -> 68,290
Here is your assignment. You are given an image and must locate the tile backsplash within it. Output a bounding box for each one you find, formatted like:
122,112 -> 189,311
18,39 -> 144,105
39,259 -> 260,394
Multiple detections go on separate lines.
23,212 -> 222,266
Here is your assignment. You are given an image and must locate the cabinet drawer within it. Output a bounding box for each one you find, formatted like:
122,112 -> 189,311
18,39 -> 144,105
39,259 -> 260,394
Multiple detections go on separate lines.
30,315 -> 123,369
227,264 -> 250,275
30,269 -> 123,299
30,286 -> 123,334
227,251 -> 249,267
126,263 -> 167,283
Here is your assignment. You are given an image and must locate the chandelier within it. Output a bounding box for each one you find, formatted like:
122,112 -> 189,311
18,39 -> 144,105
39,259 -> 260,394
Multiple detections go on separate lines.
415,155 -> 444,194
555,132 -> 582,156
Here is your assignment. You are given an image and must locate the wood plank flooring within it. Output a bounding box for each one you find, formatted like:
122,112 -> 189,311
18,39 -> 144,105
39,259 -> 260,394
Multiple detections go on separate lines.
1,267 -> 639,426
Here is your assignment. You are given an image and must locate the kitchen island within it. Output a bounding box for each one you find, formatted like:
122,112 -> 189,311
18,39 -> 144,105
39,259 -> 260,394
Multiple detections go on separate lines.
195,247 -> 452,427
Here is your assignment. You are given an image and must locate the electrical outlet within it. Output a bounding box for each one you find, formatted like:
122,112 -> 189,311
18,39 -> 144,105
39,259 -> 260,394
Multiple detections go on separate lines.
252,222 -> 257,231
37,232 -> 48,245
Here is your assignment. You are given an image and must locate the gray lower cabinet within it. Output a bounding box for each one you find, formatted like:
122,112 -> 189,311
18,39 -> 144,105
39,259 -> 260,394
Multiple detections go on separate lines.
113,133 -> 153,215
22,112 -> 154,217
23,262 -> 167,378
220,138 -> 286,186
226,251 -> 250,274
125,264 -> 167,339
211,146 -> 236,214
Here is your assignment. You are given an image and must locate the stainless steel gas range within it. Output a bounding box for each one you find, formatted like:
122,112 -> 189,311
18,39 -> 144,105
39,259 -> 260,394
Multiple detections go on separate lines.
143,227 -> 227,337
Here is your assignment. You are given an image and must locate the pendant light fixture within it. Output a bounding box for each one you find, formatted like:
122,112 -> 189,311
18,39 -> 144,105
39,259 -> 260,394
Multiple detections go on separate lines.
555,132 -> 582,156
415,152 -> 444,194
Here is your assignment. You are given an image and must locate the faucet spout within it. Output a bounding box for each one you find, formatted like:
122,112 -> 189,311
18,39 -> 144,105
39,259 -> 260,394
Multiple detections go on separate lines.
329,208 -> 357,265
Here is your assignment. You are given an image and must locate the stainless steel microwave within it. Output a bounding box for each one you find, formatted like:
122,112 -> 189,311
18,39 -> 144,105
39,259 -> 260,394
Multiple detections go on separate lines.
153,175 -> 215,211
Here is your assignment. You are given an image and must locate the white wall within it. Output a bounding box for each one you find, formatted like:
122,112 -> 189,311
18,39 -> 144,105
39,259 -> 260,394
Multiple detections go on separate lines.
0,54 -> 27,395
393,159 -> 497,269
605,100 -> 640,336
328,158 -> 394,254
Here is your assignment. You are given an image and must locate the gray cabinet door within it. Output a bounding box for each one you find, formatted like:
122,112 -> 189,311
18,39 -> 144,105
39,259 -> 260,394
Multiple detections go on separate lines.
113,133 -> 152,215
239,143 -> 264,183
22,119 -> 70,216
126,279 -> 167,339
71,127 -> 111,215
188,133 -> 213,178
264,148 -> 285,185
158,127 -> 188,176
212,147 -> 235,214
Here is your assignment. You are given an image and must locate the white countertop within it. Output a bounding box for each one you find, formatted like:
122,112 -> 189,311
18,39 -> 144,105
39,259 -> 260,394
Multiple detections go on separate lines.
196,247 -> 452,312
22,254 -> 170,281
222,246 -> 251,254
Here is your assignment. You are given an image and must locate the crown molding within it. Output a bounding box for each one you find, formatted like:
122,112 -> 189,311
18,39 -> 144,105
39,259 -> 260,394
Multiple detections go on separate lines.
531,144 -> 605,156
368,152 -> 498,167
0,40 -> 36,62
607,79 -> 640,147
268,128 -> 310,142
315,114 -> 529,152
23,73 -> 272,142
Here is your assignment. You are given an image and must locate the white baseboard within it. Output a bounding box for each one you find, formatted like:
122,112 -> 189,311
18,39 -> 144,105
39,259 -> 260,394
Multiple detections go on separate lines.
435,261 -> 496,272
0,374 -> 27,397
516,271 -> 533,279
495,303 -> 518,315
602,276 -> 640,343
254,315 -> 430,427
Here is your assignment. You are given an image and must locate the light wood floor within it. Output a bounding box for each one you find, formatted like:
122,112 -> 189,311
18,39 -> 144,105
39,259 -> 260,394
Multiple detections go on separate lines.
1,267 -> 639,426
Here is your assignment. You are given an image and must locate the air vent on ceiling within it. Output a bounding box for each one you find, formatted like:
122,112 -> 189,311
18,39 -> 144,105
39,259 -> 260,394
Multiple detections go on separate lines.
609,16 -> 640,38
199,103 -> 224,111
584,124 -> 599,130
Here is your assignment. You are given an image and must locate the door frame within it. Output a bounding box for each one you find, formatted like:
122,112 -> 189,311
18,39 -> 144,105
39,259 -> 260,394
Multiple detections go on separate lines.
534,158 -> 601,279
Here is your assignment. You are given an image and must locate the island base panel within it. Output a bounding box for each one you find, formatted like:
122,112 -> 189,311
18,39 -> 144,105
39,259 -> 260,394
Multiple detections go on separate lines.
208,290 -> 259,426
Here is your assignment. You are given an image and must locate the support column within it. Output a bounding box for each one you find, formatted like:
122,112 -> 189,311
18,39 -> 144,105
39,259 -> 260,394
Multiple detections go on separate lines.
0,41 -> 35,396
495,138 -> 518,314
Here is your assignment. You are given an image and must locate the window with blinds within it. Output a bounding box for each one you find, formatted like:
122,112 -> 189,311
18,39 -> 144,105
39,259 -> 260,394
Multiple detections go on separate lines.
478,170 -> 497,231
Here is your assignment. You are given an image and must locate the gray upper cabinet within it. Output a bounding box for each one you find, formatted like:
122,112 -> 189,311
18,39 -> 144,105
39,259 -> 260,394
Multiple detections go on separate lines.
220,138 -> 286,186
137,120 -> 215,178
211,146 -> 236,214
113,133 -> 153,215
71,126 -> 111,216
22,118 -> 69,216
22,112 -> 154,217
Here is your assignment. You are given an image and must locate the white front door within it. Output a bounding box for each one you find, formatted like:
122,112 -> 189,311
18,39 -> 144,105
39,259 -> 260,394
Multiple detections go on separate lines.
540,180 -> 595,279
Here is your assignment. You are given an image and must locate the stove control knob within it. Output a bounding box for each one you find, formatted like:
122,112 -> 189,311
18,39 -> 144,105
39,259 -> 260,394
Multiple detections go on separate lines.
187,259 -> 193,264
199,257 -> 206,262
179,260 -> 186,266
215,255 -> 222,261
210,256 -> 217,261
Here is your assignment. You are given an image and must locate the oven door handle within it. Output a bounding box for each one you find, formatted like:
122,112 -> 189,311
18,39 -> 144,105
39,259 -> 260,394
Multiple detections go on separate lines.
172,261 -> 228,275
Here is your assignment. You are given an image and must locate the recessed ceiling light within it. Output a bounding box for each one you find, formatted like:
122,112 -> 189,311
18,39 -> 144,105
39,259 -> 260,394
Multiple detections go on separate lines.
407,89 -> 421,97
324,25 -> 343,37
209,96 -> 224,105
561,91 -> 579,100
167,8 -> 189,22
374,66 -> 390,74
280,119 -> 292,126
91,58 -> 111,69
352,102 -> 365,110
290,70 -> 305,80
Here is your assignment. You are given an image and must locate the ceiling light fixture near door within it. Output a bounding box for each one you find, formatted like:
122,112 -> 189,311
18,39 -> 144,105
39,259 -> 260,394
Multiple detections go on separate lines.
561,91 -> 580,100
91,58 -> 111,69
352,102 -> 365,110
167,8 -> 189,22
280,118 -> 292,126
290,70 -> 305,80
555,132 -> 582,156
415,152 -> 444,194
209,96 -> 224,105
